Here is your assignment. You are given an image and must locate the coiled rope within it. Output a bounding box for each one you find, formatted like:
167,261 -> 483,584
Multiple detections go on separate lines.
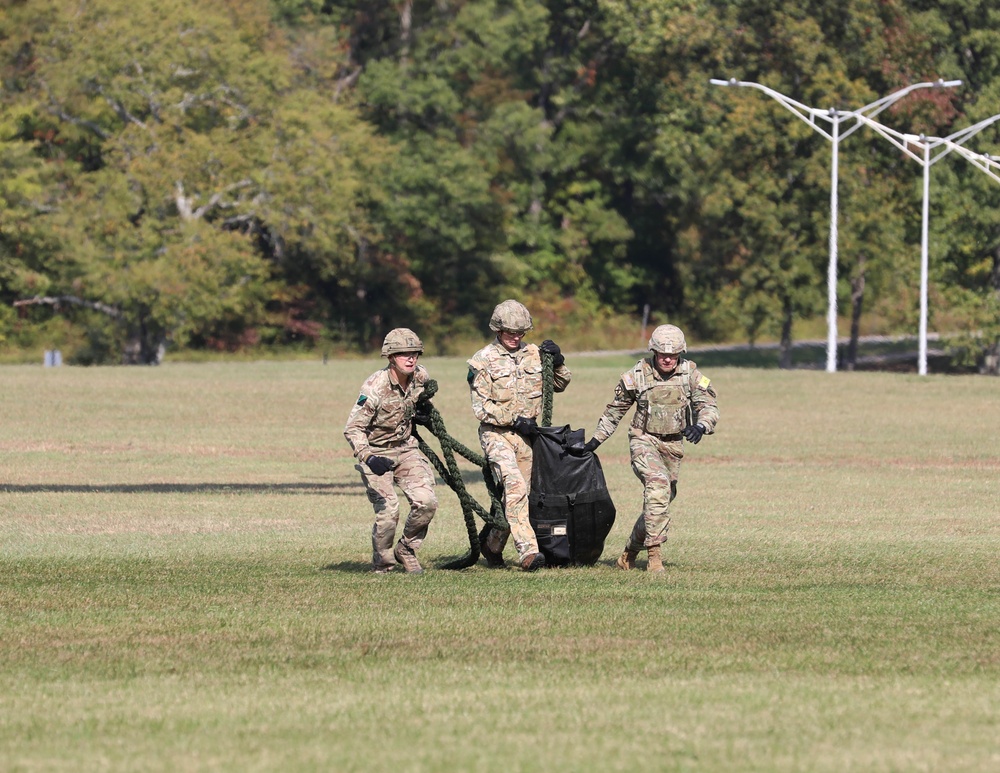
413,351 -> 556,569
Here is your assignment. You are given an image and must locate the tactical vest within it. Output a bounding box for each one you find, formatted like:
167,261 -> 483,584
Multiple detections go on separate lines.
630,359 -> 693,436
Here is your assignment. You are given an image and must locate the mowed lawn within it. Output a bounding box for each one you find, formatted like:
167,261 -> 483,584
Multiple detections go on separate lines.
1,357 -> 998,772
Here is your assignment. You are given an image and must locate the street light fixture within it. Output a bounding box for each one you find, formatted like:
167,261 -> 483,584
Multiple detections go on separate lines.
709,78 -> 962,372
852,112 -> 1000,374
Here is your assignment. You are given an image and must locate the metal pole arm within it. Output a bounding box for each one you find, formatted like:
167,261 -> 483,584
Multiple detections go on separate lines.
710,77 -> 837,140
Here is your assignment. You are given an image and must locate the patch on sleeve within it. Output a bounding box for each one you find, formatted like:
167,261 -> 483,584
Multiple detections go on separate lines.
356,394 -> 367,406
467,367 -> 476,384
698,375 -> 711,390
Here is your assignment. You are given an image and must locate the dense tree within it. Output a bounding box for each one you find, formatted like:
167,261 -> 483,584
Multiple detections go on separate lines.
2,0 -> 999,369
2,0 -> 383,360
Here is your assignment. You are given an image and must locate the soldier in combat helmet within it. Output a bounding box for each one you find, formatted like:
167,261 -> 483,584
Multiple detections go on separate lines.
568,324 -> 719,573
467,300 -> 571,572
344,328 -> 438,574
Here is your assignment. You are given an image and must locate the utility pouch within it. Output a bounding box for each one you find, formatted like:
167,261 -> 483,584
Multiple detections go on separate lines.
643,385 -> 687,435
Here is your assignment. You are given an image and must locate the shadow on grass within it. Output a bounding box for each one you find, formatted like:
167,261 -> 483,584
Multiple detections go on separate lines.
2,482 -> 362,495
320,560 -> 374,573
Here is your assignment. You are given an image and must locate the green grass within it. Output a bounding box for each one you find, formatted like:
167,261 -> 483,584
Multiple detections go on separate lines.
1,358 -> 998,772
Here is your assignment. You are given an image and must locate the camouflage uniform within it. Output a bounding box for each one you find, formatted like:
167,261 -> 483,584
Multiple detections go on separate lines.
468,338 -> 571,563
592,355 -> 718,552
344,362 -> 438,572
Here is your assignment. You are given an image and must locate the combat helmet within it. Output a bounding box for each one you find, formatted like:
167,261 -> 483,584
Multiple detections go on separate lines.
489,299 -> 534,333
648,324 -> 687,355
381,327 -> 424,357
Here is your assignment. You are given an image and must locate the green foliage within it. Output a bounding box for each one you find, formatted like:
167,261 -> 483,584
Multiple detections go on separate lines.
2,0 -> 1000,366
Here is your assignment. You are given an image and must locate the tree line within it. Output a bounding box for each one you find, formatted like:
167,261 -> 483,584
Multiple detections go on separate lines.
2,0 -> 999,371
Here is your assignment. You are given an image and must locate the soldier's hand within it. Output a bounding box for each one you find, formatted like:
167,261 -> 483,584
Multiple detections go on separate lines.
567,438 -> 600,456
682,424 -> 705,444
511,416 -> 539,437
413,402 -> 433,427
539,339 -> 565,368
366,455 -> 395,475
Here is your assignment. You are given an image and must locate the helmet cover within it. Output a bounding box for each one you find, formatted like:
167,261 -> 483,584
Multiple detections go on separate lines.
489,299 -> 534,333
648,324 -> 687,355
381,327 -> 424,357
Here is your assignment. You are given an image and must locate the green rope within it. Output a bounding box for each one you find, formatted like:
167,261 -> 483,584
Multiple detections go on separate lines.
541,352 -> 554,428
415,351 -> 556,570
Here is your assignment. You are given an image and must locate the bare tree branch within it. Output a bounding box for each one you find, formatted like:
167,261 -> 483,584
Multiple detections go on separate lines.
334,66 -> 362,102
176,179 -> 253,221
97,85 -> 149,129
14,295 -> 121,318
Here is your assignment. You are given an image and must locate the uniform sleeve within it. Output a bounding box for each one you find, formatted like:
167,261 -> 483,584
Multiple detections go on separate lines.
592,376 -> 636,444
467,363 -> 515,426
552,361 -> 572,393
343,389 -> 379,462
688,365 -> 719,433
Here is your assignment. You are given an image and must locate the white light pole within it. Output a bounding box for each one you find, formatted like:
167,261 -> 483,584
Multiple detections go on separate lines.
709,78 -> 962,372
854,113 -> 1000,374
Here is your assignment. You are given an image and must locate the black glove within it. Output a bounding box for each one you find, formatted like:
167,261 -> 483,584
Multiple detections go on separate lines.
511,416 -> 539,437
539,339 -> 565,368
682,424 -> 705,444
366,455 -> 395,475
567,437 -> 601,456
413,402 -> 433,427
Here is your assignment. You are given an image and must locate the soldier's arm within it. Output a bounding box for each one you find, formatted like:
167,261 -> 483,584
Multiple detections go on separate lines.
688,365 -> 719,433
467,366 -> 516,425
552,362 -> 572,393
592,378 -> 636,444
344,392 -> 379,461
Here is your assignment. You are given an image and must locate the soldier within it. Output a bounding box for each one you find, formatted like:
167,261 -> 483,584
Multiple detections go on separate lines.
568,324 -> 718,573
344,328 -> 438,574
468,300 -> 571,571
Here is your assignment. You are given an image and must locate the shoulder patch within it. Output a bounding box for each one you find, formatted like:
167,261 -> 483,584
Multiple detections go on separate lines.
356,394 -> 368,406
698,375 -> 711,389
467,367 -> 476,384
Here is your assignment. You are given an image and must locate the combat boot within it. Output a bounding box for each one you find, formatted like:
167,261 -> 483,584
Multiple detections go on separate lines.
521,552 -> 547,572
480,540 -> 506,568
615,548 -> 638,571
479,528 -> 506,568
393,542 -> 424,575
646,545 -> 665,574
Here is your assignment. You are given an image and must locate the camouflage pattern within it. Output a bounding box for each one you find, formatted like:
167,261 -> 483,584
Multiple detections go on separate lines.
489,299 -> 534,333
355,448 -> 437,570
468,337 -> 571,561
344,362 -> 437,570
591,356 -> 718,549
380,327 -> 424,357
648,324 -> 686,354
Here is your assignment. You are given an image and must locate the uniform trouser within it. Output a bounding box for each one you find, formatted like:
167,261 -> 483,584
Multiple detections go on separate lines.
479,427 -> 536,561
625,429 -> 682,551
356,446 -> 438,569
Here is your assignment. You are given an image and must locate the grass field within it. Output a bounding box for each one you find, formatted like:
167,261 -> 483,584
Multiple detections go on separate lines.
2,356 -> 998,772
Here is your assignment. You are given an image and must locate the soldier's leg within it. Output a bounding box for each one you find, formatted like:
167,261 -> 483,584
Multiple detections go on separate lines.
394,448 -> 438,552
478,430 -> 511,557
356,462 -> 401,571
484,432 -> 536,561
628,433 -> 682,549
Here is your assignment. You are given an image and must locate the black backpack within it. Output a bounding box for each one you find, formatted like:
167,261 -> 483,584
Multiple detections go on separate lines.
528,425 -> 616,566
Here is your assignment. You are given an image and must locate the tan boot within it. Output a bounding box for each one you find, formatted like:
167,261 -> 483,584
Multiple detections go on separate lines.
393,542 -> 424,574
646,545 -> 665,574
615,548 -> 638,571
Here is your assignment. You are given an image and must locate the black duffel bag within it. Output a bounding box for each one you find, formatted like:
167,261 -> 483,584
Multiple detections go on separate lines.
528,425 -> 616,566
